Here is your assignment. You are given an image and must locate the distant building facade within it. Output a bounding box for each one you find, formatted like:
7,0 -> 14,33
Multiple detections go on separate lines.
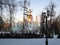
12,22 -> 23,33
27,8 -> 33,33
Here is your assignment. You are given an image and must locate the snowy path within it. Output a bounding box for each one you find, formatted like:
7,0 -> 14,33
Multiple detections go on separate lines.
0,38 -> 60,45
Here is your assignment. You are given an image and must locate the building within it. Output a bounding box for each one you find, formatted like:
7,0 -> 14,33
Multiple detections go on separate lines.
27,8 -> 39,34
27,8 -> 33,33
32,16 -> 39,34
12,21 -> 23,33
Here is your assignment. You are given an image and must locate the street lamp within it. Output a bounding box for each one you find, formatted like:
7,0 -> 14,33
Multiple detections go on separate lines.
43,10 -> 50,45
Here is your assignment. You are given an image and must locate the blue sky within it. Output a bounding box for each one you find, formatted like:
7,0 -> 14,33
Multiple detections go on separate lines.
1,0 -> 60,22
15,0 -> 60,22
31,0 -> 60,15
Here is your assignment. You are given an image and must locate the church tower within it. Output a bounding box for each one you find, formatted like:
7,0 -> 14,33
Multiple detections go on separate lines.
27,0 -> 33,33
27,0 -> 33,22
27,8 -> 33,22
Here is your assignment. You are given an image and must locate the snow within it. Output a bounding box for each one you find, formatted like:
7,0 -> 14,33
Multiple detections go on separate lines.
0,38 -> 60,45
0,35 -> 60,45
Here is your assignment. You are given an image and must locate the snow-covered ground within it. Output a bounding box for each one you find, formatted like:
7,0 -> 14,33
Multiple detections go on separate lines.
0,35 -> 60,45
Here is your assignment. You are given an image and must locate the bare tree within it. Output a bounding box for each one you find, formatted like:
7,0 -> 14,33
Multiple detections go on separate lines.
45,2 -> 56,37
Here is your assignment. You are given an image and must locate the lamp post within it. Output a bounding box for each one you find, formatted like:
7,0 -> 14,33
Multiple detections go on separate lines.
43,10 -> 50,45
45,15 -> 48,45
46,10 -> 50,45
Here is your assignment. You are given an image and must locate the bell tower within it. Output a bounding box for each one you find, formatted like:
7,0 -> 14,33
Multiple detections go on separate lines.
27,0 -> 33,22
27,0 -> 33,33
